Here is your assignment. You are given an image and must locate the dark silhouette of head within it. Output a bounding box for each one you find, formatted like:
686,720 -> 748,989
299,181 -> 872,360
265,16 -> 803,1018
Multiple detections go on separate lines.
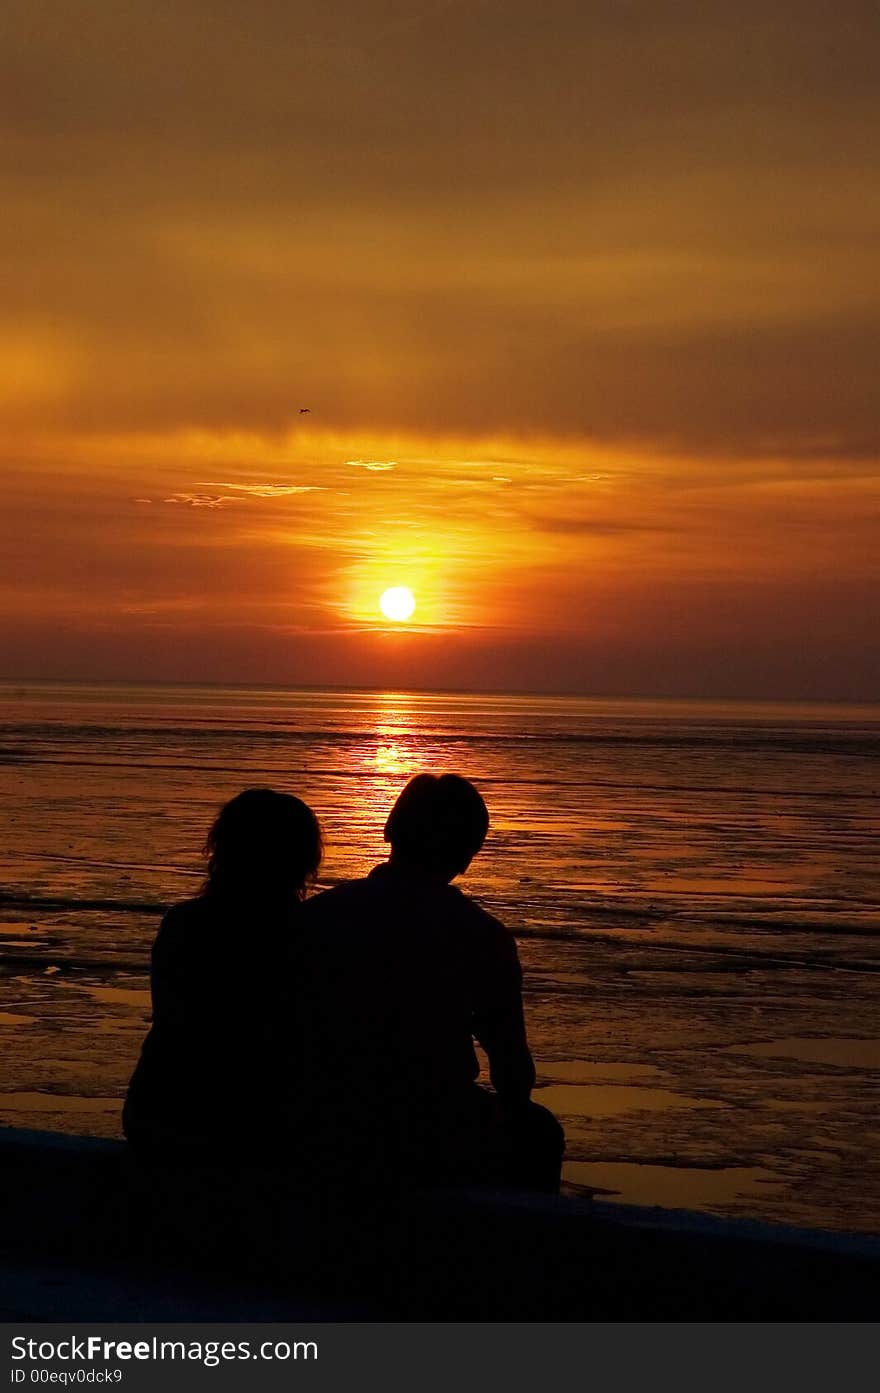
203,788 -> 322,903
384,773 -> 489,881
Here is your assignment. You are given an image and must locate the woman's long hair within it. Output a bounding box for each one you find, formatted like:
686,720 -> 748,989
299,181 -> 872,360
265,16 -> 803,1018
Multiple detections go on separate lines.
202,788 -> 322,904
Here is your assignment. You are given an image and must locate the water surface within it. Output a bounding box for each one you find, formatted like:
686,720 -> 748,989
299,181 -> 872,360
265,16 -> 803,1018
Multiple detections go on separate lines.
1,681 -> 878,1231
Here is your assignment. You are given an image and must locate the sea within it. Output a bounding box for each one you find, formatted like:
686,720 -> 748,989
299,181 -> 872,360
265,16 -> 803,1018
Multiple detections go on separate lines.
1,681 -> 878,1233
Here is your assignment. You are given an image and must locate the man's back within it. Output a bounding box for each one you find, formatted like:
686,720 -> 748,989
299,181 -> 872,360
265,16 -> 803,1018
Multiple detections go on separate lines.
291,772 -> 562,1193
295,864 -> 535,1129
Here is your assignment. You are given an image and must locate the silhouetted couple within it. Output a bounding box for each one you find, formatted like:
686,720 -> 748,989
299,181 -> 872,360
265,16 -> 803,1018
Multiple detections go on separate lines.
124,775 -> 564,1196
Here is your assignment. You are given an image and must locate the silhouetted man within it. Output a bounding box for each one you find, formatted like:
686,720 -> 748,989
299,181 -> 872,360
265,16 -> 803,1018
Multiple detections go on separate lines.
295,773 -> 564,1193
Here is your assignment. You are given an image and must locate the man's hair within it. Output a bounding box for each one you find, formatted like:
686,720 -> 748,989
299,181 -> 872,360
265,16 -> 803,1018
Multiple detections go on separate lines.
384,773 -> 489,877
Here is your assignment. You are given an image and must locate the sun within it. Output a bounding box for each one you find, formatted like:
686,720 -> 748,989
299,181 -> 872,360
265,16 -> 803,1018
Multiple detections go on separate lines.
379,586 -> 416,622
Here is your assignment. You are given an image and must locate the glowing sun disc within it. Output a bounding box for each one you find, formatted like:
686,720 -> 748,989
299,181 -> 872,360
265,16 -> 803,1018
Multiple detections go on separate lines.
379,586 -> 416,622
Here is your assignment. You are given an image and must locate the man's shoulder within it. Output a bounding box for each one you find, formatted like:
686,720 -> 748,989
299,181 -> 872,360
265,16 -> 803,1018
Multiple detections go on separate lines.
301,864 -> 421,921
447,885 -> 514,945
459,891 -> 515,947
300,878 -> 373,922
302,877 -> 373,906
300,872 -> 515,950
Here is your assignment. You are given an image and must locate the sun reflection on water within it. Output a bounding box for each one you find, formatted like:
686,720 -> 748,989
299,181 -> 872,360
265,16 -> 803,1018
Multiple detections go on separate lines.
370,740 -> 410,776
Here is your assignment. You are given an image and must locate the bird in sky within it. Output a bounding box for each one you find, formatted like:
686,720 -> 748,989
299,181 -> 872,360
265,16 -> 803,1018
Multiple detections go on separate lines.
299,407 -> 311,413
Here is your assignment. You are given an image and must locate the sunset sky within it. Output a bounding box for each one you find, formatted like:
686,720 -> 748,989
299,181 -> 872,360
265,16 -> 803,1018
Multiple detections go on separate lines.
2,1 -> 878,698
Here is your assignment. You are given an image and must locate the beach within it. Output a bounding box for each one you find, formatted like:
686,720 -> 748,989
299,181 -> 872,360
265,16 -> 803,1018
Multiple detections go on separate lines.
1,680 -> 878,1234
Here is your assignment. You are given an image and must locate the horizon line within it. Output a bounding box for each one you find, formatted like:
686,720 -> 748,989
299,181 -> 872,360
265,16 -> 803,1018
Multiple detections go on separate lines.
0,674 -> 878,711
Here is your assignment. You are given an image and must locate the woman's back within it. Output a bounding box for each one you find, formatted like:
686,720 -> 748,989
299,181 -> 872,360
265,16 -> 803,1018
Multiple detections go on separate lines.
124,893 -> 301,1157
123,788 -> 323,1161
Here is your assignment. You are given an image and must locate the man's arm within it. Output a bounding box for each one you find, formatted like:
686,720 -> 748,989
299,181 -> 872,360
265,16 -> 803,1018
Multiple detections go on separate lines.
472,922 -> 536,1106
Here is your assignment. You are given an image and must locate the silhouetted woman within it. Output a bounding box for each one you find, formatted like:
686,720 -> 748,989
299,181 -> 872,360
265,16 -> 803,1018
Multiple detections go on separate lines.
123,788 -> 322,1160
